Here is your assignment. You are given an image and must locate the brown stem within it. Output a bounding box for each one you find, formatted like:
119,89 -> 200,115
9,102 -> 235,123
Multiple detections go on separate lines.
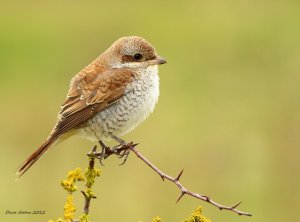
81,191 -> 91,214
128,144 -> 252,217
82,146 -> 97,215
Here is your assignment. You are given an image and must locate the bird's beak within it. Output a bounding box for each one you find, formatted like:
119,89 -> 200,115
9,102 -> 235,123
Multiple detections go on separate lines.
149,55 -> 167,65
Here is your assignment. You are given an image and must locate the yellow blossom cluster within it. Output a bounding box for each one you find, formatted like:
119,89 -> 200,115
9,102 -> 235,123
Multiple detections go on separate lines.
61,168 -> 85,193
63,194 -> 76,222
182,206 -> 211,222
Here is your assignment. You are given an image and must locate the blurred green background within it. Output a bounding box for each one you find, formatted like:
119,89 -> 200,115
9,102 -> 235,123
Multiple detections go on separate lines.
1,0 -> 300,221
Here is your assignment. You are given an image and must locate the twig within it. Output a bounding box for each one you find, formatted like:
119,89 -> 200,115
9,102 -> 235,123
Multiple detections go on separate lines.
81,191 -> 93,214
93,142 -> 252,216
127,143 -> 252,217
81,146 -> 98,215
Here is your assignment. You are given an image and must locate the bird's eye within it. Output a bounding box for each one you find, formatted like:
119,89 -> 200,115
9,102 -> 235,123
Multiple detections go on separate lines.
133,53 -> 143,60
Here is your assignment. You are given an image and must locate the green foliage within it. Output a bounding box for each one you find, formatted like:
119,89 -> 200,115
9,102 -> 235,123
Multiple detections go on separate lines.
85,166 -> 101,188
79,214 -> 90,222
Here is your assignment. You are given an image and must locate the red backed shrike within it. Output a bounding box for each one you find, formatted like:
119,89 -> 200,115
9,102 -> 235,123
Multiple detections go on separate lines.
17,36 -> 166,177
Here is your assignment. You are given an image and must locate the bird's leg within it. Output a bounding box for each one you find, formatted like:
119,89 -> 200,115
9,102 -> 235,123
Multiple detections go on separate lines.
111,135 -> 132,165
96,140 -> 118,165
111,135 -> 126,145
95,136 -> 135,165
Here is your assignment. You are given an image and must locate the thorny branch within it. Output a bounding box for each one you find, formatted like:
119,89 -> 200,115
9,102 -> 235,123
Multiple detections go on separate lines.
95,142 -> 252,217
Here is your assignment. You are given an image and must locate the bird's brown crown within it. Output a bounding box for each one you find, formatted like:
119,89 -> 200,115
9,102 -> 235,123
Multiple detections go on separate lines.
103,36 -> 158,67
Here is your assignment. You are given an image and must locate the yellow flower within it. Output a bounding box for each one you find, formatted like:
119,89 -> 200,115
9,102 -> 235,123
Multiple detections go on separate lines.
64,194 -> 76,222
152,216 -> 162,222
183,207 -> 211,222
61,168 -> 85,193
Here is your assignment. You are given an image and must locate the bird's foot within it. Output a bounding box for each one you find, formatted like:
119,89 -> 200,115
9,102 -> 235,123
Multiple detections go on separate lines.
96,141 -> 117,165
96,140 -> 138,165
114,142 -> 133,165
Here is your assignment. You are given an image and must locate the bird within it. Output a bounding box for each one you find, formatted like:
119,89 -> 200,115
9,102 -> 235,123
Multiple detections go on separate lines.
17,36 -> 166,177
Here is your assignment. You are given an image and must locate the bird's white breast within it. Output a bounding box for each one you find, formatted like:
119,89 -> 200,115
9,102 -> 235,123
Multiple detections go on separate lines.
78,65 -> 159,141
120,65 -> 159,135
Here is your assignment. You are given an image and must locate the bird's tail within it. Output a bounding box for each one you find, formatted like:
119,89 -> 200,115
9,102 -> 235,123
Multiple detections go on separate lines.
16,136 -> 57,178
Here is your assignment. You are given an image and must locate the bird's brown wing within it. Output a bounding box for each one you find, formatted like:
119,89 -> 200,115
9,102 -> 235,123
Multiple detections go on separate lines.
17,68 -> 134,177
54,68 -> 134,137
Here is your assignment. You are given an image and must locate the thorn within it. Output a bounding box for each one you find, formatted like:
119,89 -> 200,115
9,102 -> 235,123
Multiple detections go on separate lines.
175,169 -> 184,181
160,175 -> 165,181
176,191 -> 186,203
231,201 -> 242,209
129,143 -> 139,149
203,195 -> 210,201
92,146 -> 97,152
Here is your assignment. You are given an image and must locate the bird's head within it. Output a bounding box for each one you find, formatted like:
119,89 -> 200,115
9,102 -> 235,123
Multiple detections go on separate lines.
102,36 -> 166,69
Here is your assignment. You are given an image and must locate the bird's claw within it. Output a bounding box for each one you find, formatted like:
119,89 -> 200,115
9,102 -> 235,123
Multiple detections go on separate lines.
96,141 -> 117,165
118,148 -> 131,165
95,141 -> 137,166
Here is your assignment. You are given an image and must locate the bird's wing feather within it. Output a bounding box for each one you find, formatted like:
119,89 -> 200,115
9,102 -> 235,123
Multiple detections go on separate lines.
16,68 -> 134,177
52,68 -> 134,138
